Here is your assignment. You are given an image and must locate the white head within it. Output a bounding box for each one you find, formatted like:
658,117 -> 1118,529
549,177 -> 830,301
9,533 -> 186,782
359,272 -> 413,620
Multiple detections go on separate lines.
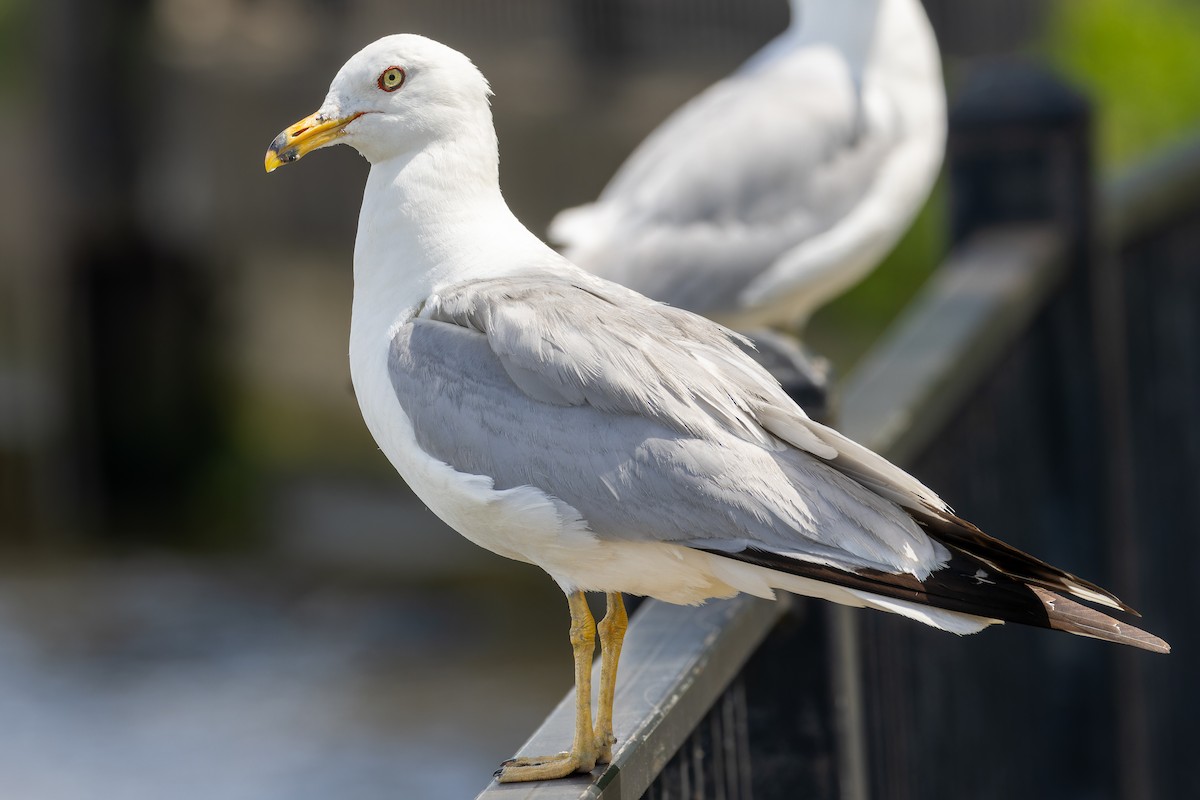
265,34 -> 493,171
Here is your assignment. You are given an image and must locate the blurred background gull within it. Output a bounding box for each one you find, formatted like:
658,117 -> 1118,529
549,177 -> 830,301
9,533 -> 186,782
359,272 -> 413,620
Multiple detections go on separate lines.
0,1 -> 1198,798
549,0 -> 946,409
549,0 -> 944,334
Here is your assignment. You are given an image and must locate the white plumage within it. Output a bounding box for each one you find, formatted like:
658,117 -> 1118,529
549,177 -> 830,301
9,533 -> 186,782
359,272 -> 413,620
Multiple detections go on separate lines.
263,30 -> 1167,784
550,0 -> 946,329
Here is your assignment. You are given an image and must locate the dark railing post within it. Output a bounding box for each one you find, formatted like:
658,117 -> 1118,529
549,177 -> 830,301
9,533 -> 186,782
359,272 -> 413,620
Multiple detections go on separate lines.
1105,138 -> 1200,800
950,63 -> 1151,800
947,62 -> 1092,247
847,63 -> 1154,800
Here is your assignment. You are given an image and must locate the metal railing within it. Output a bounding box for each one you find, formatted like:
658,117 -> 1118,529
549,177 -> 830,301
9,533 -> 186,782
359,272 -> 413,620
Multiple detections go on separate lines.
476,71 -> 1200,800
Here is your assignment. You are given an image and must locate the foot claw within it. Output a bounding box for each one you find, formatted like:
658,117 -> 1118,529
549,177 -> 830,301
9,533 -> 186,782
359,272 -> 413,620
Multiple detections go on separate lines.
500,751 -> 568,769
495,749 -> 598,783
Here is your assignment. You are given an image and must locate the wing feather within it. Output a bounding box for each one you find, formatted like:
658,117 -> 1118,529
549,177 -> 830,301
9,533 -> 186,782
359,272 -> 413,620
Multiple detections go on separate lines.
396,272 -> 1158,647
394,276 -> 951,578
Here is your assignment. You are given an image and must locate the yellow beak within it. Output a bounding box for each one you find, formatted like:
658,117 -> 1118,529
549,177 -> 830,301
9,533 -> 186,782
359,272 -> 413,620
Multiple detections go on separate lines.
264,111 -> 363,173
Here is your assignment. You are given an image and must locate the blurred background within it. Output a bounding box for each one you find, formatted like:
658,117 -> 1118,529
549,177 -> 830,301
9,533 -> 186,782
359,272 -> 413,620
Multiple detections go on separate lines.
0,0 -> 1198,797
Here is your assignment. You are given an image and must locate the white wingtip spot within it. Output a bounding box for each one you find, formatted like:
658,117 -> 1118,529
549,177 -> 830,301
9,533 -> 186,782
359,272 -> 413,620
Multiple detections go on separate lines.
972,569 -> 995,585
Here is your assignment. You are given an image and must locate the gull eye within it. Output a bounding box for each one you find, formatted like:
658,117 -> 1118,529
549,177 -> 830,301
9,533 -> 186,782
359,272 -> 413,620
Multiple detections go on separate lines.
378,66 -> 406,93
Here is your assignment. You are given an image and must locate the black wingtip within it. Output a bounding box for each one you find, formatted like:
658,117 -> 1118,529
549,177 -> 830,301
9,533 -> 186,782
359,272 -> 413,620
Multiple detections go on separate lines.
913,506 -> 1138,616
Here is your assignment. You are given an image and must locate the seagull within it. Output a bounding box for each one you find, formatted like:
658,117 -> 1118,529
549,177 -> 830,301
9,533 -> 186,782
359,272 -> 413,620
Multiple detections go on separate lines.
549,0 -> 946,330
264,34 -> 1168,784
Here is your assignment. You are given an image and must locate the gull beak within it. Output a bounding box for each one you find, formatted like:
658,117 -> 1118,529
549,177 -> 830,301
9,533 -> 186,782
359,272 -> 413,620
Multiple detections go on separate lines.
264,110 -> 363,173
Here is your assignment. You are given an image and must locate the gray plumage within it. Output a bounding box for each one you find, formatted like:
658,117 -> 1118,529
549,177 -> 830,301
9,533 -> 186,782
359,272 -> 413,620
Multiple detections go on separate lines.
268,33 -> 1168,656
392,271 -> 952,578
386,268 -> 1170,653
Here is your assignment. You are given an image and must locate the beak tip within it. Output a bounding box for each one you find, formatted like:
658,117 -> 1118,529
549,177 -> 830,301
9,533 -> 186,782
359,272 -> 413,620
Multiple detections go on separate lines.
263,109 -> 352,175
264,145 -> 295,174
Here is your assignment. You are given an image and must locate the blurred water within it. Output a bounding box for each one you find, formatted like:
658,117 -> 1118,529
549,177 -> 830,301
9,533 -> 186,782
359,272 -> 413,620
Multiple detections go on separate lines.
0,557 -> 567,800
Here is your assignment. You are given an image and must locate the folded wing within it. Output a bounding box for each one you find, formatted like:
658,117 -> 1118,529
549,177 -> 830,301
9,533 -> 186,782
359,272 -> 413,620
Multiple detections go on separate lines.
394,273 -> 1165,651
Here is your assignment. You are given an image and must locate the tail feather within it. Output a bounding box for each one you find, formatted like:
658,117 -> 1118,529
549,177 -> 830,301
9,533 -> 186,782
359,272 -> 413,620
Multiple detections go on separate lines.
1030,587 -> 1169,653
703,547 -> 1169,654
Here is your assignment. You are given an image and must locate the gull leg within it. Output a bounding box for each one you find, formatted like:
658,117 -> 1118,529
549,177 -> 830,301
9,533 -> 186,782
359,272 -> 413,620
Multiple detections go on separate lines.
593,592 -> 628,764
496,591 -> 600,782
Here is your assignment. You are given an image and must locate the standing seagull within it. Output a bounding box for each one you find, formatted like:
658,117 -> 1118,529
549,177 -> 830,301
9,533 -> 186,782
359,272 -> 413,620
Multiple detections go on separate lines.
265,34 -> 1167,784
550,0 -> 946,330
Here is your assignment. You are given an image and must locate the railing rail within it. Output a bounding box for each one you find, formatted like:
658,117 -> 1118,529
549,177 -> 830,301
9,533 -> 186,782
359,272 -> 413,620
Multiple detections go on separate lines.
475,219 -> 1072,800
477,80 -> 1200,800
476,596 -> 785,799
1104,135 -> 1200,243
838,225 -> 1066,459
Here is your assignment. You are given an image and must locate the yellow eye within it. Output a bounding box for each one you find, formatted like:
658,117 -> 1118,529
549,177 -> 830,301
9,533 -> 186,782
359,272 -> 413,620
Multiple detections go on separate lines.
378,66 -> 405,92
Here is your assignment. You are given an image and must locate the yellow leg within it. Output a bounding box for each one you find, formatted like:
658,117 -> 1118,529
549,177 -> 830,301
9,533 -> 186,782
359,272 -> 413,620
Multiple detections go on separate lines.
593,592 -> 628,764
496,591 -> 600,782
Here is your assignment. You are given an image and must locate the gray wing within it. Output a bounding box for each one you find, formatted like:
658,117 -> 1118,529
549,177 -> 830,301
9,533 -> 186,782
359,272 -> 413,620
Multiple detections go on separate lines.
394,273 -> 949,577
427,271 -> 948,508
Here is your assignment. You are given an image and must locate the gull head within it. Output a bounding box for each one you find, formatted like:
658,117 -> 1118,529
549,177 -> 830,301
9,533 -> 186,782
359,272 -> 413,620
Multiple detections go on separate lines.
265,34 -> 492,172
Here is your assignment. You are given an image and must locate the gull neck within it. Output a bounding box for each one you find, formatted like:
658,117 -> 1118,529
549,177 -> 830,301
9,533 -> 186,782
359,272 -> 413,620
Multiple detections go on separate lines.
351,129 -> 540,312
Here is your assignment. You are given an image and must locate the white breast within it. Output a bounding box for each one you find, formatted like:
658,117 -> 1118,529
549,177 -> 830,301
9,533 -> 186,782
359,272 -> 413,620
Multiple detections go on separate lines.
348,304 -> 542,561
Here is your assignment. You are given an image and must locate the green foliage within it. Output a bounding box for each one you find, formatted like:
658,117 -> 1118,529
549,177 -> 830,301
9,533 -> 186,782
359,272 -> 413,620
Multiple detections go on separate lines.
0,0 -> 31,90
1043,0 -> 1200,166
